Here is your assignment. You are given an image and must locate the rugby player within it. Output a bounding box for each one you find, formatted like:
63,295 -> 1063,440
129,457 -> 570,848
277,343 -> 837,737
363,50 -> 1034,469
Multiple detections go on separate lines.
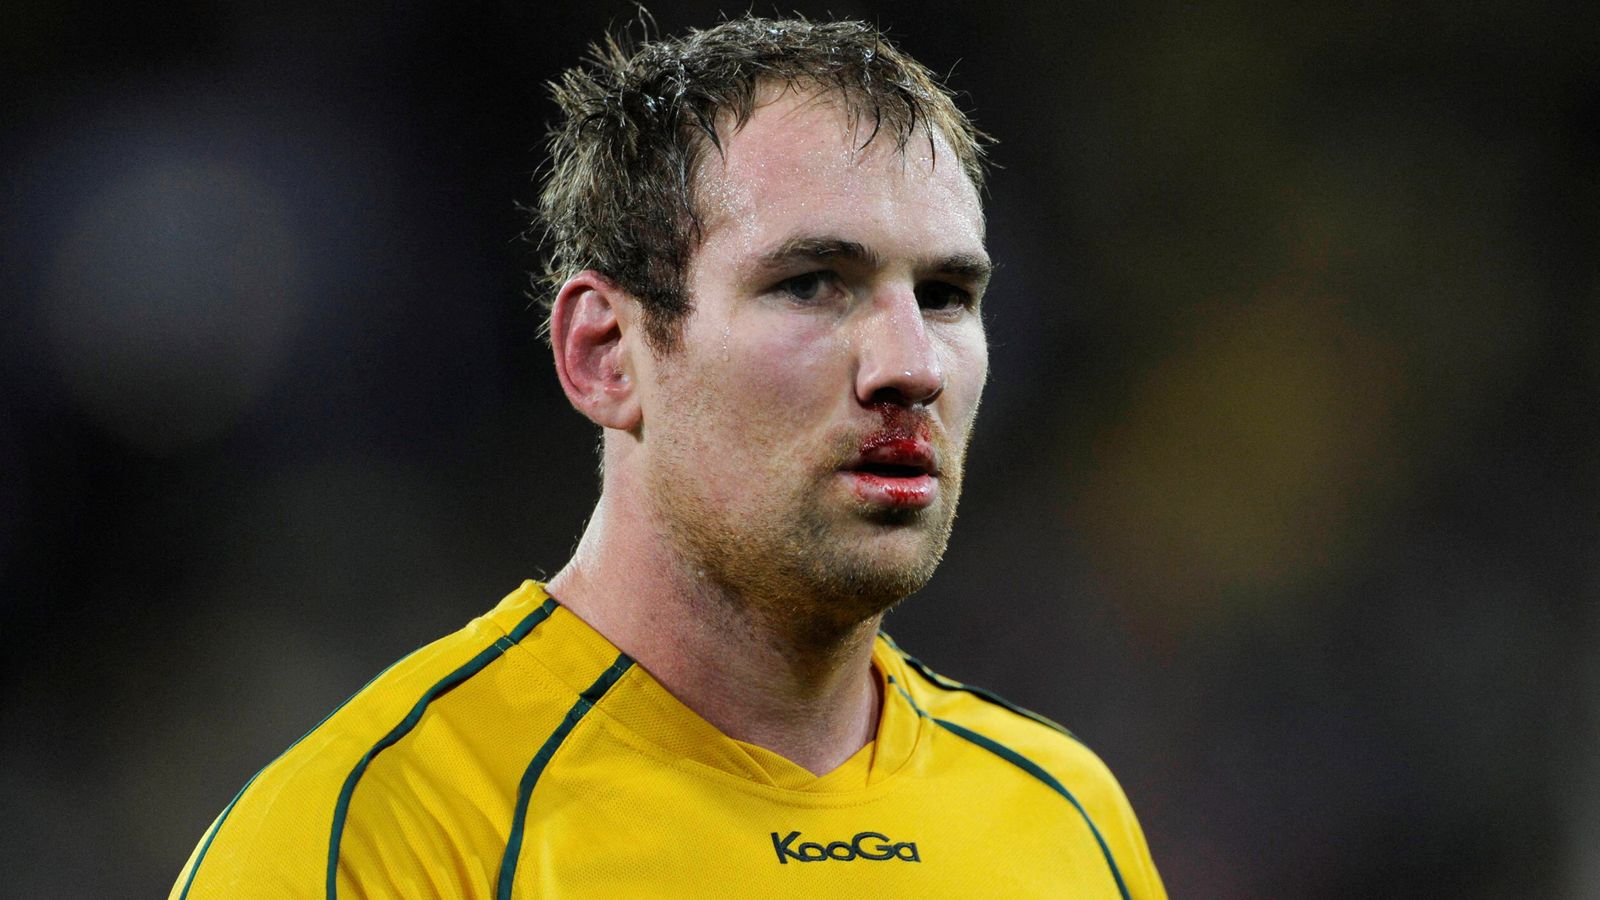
172,16 -> 1165,898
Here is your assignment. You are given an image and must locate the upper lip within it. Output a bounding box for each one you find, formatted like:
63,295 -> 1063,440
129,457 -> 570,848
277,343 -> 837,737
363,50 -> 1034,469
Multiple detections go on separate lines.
844,439 -> 939,476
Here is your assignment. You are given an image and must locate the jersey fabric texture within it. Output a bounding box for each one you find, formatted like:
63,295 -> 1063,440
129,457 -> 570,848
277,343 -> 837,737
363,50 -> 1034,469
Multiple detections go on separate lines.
172,581 -> 1165,899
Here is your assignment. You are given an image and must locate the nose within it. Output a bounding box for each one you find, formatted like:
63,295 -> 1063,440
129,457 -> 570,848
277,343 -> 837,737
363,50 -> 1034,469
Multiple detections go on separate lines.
854,290 -> 945,407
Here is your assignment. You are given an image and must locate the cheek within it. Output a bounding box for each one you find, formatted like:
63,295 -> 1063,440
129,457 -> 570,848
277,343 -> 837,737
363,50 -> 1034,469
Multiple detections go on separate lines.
939,325 -> 989,426
723,315 -> 847,415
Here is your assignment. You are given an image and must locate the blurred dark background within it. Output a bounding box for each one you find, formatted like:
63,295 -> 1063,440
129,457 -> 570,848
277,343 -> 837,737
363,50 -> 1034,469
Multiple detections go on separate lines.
3,1 -> 1596,896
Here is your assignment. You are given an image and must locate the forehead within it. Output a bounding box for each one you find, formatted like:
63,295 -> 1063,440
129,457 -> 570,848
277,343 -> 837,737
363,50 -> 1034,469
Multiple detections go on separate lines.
692,88 -> 985,258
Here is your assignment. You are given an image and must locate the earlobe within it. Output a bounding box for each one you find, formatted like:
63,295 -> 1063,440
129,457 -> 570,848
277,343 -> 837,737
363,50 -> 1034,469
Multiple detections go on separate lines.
549,271 -> 642,431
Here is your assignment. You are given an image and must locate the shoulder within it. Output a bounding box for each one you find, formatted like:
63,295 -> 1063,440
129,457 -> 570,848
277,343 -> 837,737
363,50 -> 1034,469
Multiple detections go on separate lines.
172,584 -> 571,899
877,633 -> 1168,900
877,631 -> 1093,770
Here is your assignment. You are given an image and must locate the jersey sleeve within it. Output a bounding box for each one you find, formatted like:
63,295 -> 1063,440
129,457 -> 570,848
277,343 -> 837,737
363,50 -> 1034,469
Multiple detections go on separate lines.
172,592 -> 563,899
168,760 -> 345,899
1063,741 -> 1166,900
883,637 -> 1168,900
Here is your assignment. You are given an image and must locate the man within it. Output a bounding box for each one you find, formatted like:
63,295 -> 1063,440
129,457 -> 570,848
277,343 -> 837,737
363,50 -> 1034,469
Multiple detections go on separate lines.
172,17 -> 1164,898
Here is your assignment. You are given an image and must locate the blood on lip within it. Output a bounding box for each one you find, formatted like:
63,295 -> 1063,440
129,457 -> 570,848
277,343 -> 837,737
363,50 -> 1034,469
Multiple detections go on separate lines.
858,436 -> 927,466
844,404 -> 938,509
849,471 -> 935,507
855,403 -> 934,471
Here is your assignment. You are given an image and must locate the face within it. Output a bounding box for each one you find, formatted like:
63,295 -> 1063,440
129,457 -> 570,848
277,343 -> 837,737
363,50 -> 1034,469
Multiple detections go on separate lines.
633,89 -> 990,632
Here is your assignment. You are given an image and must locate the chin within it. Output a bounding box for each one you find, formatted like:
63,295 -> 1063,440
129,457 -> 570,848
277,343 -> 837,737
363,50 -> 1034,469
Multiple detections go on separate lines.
857,505 -> 930,527
650,465 -> 958,631
799,530 -> 949,619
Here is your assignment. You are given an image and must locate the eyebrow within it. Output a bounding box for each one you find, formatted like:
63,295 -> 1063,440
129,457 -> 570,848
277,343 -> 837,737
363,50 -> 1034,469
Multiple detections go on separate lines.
750,236 -> 993,286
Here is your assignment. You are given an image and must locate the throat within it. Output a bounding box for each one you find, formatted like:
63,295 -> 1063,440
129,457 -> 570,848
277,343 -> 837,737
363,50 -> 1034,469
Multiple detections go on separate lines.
721,653 -> 885,777
655,592 -> 887,776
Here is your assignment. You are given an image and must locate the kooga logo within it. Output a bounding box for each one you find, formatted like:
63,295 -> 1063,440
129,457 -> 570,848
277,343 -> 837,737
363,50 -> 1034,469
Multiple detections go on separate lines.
770,830 -> 921,864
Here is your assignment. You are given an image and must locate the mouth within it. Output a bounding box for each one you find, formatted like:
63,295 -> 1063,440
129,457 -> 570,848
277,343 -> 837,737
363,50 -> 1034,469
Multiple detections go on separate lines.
853,461 -> 932,478
840,436 -> 939,510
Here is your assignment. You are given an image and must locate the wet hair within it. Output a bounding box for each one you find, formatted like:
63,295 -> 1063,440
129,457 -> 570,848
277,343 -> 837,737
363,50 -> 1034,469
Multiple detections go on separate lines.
534,14 -> 990,351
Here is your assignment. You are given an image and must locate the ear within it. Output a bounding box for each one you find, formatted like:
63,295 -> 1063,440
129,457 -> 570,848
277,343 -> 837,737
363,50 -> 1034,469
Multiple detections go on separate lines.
549,271 -> 642,431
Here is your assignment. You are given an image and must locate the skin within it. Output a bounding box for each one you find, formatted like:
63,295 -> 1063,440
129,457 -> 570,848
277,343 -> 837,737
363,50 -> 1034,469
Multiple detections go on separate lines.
546,87 -> 990,775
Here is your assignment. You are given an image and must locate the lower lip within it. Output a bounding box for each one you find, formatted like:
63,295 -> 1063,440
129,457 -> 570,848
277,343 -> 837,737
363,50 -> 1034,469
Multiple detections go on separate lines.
841,472 -> 938,509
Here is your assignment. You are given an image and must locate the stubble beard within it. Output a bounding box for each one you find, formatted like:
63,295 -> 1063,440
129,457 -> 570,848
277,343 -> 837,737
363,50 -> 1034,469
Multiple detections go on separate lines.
646,435 -> 967,650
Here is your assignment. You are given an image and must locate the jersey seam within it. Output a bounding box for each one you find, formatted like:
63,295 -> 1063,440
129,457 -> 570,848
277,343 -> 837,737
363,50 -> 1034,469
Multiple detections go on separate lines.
879,631 -> 1083,743
933,717 -> 1131,900
496,652 -> 636,900
324,597 -> 559,900
502,622 -> 625,700
175,644 -> 425,900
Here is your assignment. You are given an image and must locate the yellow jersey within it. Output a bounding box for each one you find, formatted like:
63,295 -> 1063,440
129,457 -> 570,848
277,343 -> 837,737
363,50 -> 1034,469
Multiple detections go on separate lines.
172,581 -> 1165,898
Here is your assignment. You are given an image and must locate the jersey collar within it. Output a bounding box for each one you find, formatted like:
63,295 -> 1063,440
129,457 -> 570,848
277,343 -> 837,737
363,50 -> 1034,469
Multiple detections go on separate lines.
490,581 -> 930,794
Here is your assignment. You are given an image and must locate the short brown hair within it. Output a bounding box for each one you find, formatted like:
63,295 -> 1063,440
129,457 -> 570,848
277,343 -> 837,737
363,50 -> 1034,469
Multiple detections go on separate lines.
535,15 -> 990,351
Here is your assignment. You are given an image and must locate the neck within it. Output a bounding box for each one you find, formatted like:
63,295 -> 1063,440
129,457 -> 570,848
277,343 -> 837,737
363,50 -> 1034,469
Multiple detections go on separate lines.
546,486 -> 884,776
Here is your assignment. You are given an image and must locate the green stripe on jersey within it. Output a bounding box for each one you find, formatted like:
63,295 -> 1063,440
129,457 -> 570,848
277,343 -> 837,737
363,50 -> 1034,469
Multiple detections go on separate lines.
934,717 -> 1130,900
880,631 -> 1079,741
497,653 -> 635,900
326,598 -> 559,899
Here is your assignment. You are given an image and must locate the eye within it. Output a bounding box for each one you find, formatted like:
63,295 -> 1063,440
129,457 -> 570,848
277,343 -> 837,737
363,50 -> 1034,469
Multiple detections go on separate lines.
776,271 -> 841,304
915,281 -> 974,313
